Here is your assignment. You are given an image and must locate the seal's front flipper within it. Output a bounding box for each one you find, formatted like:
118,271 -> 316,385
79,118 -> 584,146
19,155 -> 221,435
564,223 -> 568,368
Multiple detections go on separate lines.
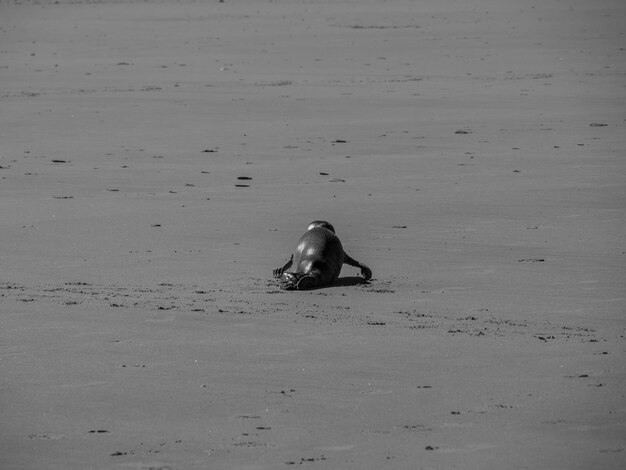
273,254 -> 294,278
358,265 -> 372,280
343,254 -> 372,281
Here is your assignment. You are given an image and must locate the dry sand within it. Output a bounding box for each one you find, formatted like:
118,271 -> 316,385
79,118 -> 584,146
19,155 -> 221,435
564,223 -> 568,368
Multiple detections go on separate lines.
1,0 -> 625,468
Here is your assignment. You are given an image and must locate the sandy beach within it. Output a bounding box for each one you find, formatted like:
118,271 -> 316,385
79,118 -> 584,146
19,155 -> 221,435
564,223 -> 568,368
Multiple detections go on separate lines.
1,0 -> 625,468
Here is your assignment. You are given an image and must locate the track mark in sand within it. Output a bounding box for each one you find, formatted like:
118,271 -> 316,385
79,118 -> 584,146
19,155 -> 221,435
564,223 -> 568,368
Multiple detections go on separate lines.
285,455 -> 328,465
541,419 -> 567,425
364,423 -> 433,438
535,335 -> 556,342
0,279 -> 607,342
436,443 -> 496,453
401,424 -> 433,432
450,404 -> 520,416
332,23 -> 421,30
27,433 -> 65,440
110,450 -> 131,456
233,441 -> 273,448
253,80 -> 293,87
109,438 -> 186,460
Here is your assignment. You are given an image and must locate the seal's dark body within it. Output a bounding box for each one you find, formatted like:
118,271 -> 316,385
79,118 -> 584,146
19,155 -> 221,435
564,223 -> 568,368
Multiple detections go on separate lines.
273,220 -> 372,290
291,226 -> 344,285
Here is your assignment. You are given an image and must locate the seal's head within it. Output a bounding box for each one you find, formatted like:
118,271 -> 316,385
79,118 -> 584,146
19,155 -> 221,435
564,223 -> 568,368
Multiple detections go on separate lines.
278,271 -> 303,290
307,220 -> 335,233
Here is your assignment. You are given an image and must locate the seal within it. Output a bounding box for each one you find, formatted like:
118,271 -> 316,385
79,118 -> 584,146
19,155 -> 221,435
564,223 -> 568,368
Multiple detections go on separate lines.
273,220 -> 372,290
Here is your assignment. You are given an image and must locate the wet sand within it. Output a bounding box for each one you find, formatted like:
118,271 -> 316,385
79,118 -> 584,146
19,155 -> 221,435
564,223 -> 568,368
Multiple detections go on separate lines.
1,0 -> 625,468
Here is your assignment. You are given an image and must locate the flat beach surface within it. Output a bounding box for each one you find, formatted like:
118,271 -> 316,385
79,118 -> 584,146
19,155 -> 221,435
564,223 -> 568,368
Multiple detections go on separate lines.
1,0 -> 625,468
